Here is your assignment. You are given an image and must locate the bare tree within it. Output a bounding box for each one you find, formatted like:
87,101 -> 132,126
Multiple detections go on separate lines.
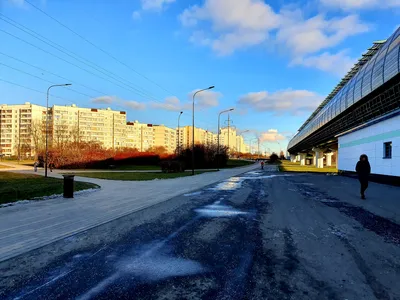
31,120 -> 46,157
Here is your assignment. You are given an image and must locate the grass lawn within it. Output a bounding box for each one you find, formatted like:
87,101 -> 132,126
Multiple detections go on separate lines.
110,165 -> 159,171
1,159 -> 35,166
278,160 -> 338,173
66,171 -> 213,181
0,172 -> 99,205
225,160 -> 254,168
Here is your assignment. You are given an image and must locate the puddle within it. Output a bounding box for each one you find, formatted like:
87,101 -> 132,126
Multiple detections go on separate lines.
209,177 -> 243,191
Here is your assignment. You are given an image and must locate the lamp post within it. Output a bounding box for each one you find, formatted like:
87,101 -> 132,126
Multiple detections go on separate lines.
192,85 -> 214,175
45,83 -> 71,178
177,111 -> 183,156
218,108 -> 234,170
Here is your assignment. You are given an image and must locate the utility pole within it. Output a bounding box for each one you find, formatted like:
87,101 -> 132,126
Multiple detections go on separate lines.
224,115 -> 234,153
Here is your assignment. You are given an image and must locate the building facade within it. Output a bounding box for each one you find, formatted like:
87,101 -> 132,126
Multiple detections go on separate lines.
0,102 -> 46,157
52,105 -> 127,149
1,102 -> 250,157
337,110 -> 400,177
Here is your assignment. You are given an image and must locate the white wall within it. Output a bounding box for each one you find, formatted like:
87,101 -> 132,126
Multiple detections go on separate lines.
338,114 -> 400,177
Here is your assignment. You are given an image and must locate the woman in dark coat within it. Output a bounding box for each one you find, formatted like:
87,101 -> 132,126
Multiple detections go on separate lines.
355,154 -> 371,200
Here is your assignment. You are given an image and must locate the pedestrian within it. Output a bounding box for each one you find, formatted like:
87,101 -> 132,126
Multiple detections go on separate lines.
261,160 -> 265,170
355,154 -> 371,200
33,161 -> 38,172
49,162 -> 54,172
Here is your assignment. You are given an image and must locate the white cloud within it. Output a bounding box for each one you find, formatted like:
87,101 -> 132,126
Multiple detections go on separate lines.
179,0 -> 370,75
6,0 -> 25,6
151,96 -> 184,111
91,96 -> 115,104
260,129 -> 286,142
91,96 -> 146,110
124,100 -> 146,110
238,89 -> 324,115
320,0 -> 400,10
151,90 -> 222,111
292,50 -> 356,77
141,0 -> 176,11
132,11 -> 141,20
276,14 -> 369,56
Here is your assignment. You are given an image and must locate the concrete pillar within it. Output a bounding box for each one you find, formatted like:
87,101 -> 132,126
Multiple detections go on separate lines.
325,153 -> 334,167
312,147 -> 324,168
290,154 -> 296,162
300,153 -> 306,166
313,156 -> 316,166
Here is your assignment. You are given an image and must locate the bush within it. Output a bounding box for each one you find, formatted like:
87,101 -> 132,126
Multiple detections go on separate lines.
269,153 -> 280,164
38,142 -> 170,169
161,160 -> 185,173
178,144 -> 228,169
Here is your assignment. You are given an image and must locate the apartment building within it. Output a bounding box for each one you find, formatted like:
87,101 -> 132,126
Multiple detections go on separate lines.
52,105 -> 127,149
178,126 -> 217,150
1,102 -> 250,157
153,124 -> 176,154
126,121 -> 155,151
0,102 -> 46,157
220,127 -> 238,152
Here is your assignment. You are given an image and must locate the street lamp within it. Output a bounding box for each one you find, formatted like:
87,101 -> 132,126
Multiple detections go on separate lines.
45,83 -> 71,178
192,85 -> 214,175
177,111 -> 183,156
218,108 -> 234,170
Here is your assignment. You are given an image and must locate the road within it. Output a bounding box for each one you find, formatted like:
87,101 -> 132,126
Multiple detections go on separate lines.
1,167 -> 400,299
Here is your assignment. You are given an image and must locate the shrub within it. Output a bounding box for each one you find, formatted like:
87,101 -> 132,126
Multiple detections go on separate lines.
269,153 -> 280,164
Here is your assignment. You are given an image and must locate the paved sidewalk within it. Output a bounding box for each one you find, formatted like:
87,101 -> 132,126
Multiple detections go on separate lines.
0,163 -> 259,262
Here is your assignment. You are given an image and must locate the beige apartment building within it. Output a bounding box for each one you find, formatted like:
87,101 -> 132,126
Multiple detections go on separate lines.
125,121 -> 155,151
0,102 -> 46,157
52,105 -> 127,149
177,126 -> 217,150
1,102 -> 250,157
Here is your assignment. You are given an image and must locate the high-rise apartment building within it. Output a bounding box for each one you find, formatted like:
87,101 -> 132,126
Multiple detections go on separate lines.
153,124 -> 177,154
220,127 -> 238,152
0,102 -> 46,157
0,102 -> 250,157
177,126 -> 217,150
52,105 -> 127,149
126,121 -> 155,151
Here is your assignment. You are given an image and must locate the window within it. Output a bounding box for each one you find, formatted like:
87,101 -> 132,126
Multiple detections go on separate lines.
384,142 -> 392,159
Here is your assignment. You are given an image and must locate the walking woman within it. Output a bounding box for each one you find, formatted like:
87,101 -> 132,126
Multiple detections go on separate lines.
355,154 -> 371,200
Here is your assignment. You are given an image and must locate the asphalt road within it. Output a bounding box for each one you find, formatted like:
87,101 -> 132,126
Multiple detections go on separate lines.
1,168 -> 400,300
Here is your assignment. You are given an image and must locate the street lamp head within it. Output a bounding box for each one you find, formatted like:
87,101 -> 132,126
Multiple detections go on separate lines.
180,111 -> 183,114
229,108 -> 234,111
64,84 -> 72,86
208,86 -> 215,90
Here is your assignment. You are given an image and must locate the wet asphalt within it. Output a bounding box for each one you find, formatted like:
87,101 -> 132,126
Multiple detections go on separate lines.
1,168 -> 400,300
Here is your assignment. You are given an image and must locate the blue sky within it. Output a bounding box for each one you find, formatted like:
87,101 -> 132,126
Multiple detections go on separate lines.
1,0 -> 399,153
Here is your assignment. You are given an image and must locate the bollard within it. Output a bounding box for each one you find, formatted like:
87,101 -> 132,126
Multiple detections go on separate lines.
62,175 -> 75,198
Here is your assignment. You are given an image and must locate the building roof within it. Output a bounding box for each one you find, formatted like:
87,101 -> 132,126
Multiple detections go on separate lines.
297,40 -> 387,132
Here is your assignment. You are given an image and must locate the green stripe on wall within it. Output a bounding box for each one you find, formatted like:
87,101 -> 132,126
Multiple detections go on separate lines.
340,130 -> 400,148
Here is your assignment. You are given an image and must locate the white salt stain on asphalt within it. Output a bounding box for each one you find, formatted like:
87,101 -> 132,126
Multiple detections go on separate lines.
77,218 -> 205,300
184,191 -> 203,197
195,201 -> 249,218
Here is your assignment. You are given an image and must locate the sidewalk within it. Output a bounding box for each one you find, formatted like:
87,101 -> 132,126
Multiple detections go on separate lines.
0,163 -> 258,262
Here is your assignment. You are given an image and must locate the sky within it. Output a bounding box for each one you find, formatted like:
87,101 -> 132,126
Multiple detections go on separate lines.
0,0 -> 399,153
